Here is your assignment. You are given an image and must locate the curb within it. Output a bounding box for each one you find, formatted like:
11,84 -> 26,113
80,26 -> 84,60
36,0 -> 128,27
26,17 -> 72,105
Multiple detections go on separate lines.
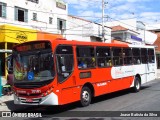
0,102 -> 6,106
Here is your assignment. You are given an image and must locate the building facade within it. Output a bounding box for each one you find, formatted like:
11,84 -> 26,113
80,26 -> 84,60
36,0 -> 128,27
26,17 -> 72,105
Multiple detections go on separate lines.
0,0 -> 68,33
66,15 -> 111,42
0,0 -> 112,77
111,25 -> 142,45
148,27 -> 160,68
106,19 -> 157,45
0,0 -> 68,76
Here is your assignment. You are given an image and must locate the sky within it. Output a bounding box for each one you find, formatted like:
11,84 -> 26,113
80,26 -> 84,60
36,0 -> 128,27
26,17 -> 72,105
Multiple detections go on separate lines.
64,0 -> 160,24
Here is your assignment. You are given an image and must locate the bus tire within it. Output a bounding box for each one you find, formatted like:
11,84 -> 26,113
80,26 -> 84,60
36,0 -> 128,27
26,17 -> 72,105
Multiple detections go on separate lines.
80,87 -> 91,107
133,77 -> 141,92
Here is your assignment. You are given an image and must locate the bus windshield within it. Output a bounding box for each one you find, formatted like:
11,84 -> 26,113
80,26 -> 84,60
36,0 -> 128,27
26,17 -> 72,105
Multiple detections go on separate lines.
13,42 -> 55,83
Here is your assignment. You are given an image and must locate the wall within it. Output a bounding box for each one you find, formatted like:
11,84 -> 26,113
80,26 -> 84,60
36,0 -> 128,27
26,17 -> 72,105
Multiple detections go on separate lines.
0,0 -> 68,34
67,15 -> 111,42
106,19 -> 137,31
66,16 -> 92,41
146,23 -> 160,31
106,19 -> 157,45
154,33 -> 160,51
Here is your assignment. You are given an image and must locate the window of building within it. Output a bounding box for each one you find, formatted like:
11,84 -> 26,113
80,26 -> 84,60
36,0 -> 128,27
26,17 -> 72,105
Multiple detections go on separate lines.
148,49 -> 155,63
132,48 -> 141,64
57,18 -> 66,30
123,48 -> 132,65
49,17 -> 53,24
0,2 -> 6,18
141,48 -> 148,64
112,48 -> 123,66
33,13 -> 37,21
56,45 -> 74,83
77,46 -> 96,69
15,7 -> 28,22
96,47 -> 112,67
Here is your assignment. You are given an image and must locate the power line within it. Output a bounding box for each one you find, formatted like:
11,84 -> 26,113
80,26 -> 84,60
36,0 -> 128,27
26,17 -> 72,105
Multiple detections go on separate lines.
0,16 -> 102,33
108,16 -> 140,30
146,25 -> 160,30
1,1 -> 108,19
65,0 -> 101,5
66,18 -> 102,31
3,1 -> 158,37
2,29 -> 112,38
0,17 -> 103,33
0,26 -> 110,35
0,21 -> 57,30
2,2 -> 160,23
3,0 -> 159,25
2,3 -> 102,18
3,4 -> 68,16
0,3 -> 107,32
108,16 -> 160,31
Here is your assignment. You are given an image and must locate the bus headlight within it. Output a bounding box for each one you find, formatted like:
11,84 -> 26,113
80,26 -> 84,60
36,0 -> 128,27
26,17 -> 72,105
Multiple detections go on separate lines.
41,87 -> 53,97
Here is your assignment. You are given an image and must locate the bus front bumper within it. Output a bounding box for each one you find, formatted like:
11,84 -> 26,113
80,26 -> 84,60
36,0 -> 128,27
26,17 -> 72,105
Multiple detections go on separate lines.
14,92 -> 58,105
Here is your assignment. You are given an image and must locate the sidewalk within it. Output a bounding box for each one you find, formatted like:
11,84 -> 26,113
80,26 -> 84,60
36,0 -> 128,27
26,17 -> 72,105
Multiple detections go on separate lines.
0,77 -> 31,111
1,69 -> 160,111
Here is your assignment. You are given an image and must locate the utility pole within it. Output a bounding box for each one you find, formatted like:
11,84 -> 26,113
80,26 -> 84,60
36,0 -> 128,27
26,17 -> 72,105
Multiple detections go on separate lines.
102,0 -> 105,42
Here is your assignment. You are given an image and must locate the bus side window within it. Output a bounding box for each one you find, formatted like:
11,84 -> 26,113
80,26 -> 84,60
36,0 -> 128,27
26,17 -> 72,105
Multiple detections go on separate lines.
148,49 -> 155,63
77,46 -> 96,69
96,47 -> 112,67
141,48 -> 148,64
123,48 -> 132,65
112,47 -> 123,66
56,45 -> 74,83
132,48 -> 141,64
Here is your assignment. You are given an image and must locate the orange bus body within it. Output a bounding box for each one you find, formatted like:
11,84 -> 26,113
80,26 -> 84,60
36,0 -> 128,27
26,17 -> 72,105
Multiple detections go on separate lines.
13,39 -> 156,106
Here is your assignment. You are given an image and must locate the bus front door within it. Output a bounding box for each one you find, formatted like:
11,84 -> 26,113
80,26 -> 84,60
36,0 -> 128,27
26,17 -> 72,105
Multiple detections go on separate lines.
56,45 -> 79,104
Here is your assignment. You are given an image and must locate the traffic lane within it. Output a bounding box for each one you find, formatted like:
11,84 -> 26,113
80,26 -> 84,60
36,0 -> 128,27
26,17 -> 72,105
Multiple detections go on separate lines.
1,80 -> 160,120
15,79 -> 160,113
78,79 -> 160,111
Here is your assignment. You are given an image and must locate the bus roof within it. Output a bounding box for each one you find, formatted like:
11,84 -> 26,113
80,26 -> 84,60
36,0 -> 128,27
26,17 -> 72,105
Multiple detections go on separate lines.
13,38 -> 155,49
49,39 -> 129,48
49,39 -> 155,48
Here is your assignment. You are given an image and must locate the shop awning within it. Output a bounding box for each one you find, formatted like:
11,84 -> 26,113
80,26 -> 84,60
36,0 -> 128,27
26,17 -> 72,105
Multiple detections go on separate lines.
0,24 -> 37,43
0,24 -> 63,43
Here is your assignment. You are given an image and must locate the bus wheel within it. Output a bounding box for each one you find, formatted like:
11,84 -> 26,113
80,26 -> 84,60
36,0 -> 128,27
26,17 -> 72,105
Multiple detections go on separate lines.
80,87 -> 91,107
133,77 -> 141,92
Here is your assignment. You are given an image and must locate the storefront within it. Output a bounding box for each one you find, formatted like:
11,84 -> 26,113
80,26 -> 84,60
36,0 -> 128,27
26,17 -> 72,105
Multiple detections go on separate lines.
0,24 -> 62,77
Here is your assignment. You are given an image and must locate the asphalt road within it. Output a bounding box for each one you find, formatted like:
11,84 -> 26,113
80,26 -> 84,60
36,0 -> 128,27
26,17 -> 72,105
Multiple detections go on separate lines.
2,79 -> 160,120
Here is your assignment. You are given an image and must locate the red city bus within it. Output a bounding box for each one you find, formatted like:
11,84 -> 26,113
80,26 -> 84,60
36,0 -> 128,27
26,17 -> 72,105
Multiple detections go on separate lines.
12,39 -> 156,106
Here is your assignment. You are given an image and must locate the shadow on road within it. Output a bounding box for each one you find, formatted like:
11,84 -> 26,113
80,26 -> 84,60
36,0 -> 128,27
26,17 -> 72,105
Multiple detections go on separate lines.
4,100 -> 36,111
91,86 -> 150,105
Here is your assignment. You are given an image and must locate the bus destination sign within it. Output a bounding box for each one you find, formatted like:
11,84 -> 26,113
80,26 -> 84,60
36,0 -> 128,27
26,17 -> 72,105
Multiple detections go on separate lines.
16,43 -> 46,52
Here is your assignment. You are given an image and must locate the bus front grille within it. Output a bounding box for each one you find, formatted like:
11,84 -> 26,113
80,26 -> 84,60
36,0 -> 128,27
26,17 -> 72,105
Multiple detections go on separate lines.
19,97 -> 42,104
